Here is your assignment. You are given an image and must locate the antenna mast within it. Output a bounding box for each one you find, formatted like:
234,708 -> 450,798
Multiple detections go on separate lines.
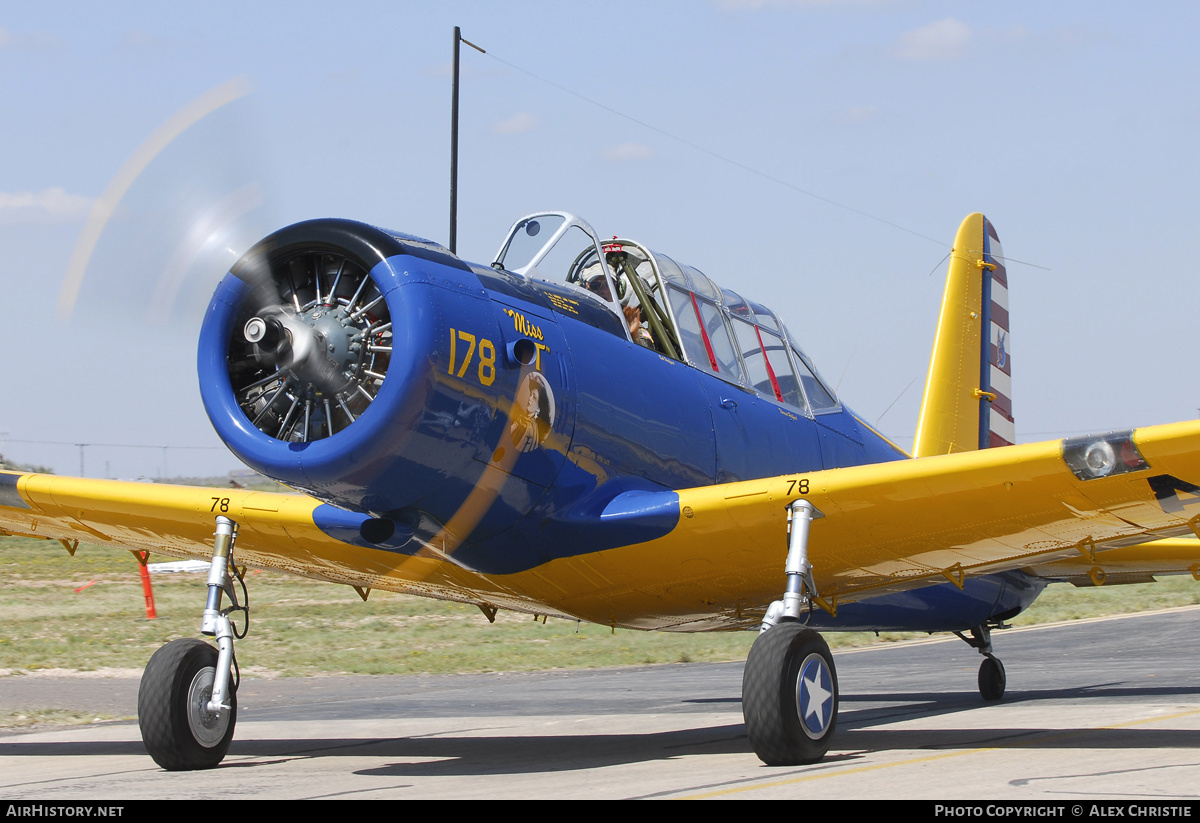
450,26 -> 485,255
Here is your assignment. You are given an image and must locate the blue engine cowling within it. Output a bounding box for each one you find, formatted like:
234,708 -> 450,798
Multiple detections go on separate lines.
198,219 -> 510,527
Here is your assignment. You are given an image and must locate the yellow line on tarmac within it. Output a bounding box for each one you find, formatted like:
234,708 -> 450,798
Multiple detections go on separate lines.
679,706 -> 1200,799
681,748 -> 988,799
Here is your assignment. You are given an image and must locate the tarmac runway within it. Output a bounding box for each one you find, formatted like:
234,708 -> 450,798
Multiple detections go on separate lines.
2,607 -> 1198,799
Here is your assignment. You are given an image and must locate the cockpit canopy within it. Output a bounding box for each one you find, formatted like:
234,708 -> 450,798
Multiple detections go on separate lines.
494,211 -> 839,417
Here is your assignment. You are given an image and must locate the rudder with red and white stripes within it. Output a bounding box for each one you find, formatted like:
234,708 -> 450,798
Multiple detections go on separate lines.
913,214 -> 1014,458
980,219 -> 1014,448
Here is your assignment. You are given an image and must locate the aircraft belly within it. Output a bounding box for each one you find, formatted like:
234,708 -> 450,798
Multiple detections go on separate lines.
801,571 -> 1047,633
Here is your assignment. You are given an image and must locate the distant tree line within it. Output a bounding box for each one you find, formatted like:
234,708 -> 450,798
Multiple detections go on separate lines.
0,455 -> 55,474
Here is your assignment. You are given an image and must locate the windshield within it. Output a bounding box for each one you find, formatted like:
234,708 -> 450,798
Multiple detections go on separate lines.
495,214 -> 567,273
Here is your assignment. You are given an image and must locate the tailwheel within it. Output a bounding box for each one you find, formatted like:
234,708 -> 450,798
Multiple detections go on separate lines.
742,622 -> 838,766
978,653 -> 1006,701
138,638 -> 236,770
955,622 -> 1007,702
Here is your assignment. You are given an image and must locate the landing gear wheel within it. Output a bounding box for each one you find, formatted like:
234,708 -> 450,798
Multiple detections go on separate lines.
138,638 -> 236,770
978,653 -> 1006,701
742,622 -> 838,766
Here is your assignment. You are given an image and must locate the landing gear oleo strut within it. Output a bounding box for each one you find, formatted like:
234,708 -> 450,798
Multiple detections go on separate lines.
743,499 -> 838,766
138,516 -> 246,770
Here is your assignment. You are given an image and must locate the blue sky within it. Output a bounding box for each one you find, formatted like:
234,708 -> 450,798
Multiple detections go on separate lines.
1,1 -> 1197,477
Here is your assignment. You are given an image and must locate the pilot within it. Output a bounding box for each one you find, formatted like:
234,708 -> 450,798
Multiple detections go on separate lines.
580,268 -> 657,350
583,270 -> 614,302
584,270 -> 655,348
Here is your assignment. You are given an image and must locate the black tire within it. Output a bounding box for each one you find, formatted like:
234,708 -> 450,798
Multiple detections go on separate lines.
978,654 -> 1006,701
742,622 -> 838,766
138,638 -> 236,770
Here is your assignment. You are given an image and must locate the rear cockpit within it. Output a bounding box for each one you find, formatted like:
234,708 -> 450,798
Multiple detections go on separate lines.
493,211 -> 840,418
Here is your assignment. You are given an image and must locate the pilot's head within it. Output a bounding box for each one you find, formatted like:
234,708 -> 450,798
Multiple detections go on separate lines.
584,271 -> 613,302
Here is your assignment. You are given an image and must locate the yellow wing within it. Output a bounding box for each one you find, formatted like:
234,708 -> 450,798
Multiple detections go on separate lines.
3,419 -> 1199,631
516,420 -> 1200,629
0,472 -> 514,610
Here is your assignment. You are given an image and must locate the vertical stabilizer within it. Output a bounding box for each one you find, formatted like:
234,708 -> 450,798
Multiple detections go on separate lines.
912,214 -> 1013,457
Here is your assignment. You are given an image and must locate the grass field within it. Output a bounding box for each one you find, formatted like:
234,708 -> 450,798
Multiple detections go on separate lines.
2,533 -> 1198,729
3,534 -> 1198,681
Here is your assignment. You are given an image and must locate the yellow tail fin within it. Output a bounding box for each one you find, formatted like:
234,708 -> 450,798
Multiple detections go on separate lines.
912,213 -> 1012,457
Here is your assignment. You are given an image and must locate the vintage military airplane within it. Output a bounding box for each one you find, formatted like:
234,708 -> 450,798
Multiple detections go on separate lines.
1,210 -> 1198,770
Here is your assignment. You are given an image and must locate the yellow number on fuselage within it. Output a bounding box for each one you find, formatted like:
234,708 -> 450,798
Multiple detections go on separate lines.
455,330 -> 476,378
449,328 -> 497,386
478,339 -> 495,386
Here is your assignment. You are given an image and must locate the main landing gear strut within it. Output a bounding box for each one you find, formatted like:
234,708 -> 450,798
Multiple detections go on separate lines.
742,500 -> 839,766
138,516 -> 247,770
